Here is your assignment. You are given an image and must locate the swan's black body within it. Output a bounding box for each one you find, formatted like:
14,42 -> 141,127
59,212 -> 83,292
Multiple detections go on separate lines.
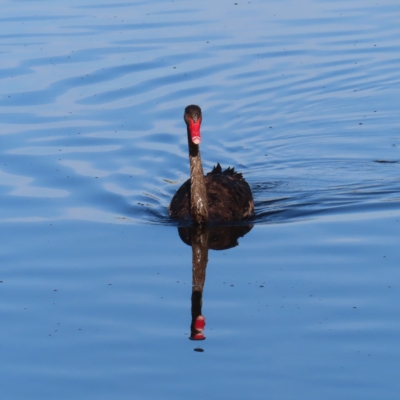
170,163 -> 253,223
169,105 -> 254,224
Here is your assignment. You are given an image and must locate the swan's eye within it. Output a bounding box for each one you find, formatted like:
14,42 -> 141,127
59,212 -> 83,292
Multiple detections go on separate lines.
184,113 -> 200,125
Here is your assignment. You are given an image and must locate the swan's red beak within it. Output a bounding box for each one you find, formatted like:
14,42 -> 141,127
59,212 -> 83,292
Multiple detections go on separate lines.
189,118 -> 201,145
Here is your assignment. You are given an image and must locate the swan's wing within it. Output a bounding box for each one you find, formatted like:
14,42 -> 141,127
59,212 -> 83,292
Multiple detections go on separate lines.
207,163 -> 244,180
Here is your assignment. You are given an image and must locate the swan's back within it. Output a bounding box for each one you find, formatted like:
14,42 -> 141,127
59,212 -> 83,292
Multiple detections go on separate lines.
169,163 -> 254,223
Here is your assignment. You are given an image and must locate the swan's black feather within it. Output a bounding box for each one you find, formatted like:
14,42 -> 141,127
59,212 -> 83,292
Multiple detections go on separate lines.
170,164 -> 253,223
207,163 -> 244,180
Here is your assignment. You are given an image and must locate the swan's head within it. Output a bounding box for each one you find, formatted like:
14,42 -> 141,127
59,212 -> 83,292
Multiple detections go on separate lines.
184,105 -> 202,145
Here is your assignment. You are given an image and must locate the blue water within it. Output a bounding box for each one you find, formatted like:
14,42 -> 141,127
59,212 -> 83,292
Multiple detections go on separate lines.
1,0 -> 400,399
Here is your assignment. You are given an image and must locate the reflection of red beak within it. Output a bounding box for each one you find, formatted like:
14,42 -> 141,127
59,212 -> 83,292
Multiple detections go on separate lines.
189,315 -> 206,340
189,118 -> 201,145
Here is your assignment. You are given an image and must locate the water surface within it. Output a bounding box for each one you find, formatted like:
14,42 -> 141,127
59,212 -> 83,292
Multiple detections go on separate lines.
1,0 -> 400,399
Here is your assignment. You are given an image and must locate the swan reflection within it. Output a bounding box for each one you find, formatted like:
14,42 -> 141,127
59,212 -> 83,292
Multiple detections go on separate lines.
177,225 -> 253,340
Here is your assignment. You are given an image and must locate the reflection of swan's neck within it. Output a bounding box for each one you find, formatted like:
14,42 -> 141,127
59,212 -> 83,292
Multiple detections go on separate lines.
190,226 -> 209,340
191,226 -> 209,292
188,130 -> 209,225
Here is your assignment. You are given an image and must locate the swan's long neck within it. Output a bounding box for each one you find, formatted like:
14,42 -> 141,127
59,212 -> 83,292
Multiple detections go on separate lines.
188,129 -> 209,225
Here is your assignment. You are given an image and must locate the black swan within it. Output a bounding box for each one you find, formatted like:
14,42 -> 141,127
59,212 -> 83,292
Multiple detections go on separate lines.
169,105 -> 254,225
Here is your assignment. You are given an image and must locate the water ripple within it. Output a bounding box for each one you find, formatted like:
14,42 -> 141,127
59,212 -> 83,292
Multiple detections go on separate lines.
0,0 -> 400,225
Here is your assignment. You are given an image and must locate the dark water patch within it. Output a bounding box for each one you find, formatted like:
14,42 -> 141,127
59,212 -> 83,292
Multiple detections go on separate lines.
374,160 -> 398,164
193,348 -> 204,352
0,112 -> 67,125
151,9 -> 200,16
114,34 -> 226,45
69,20 -> 204,34
0,15 -> 79,23
0,32 -> 96,40
75,1 -> 147,9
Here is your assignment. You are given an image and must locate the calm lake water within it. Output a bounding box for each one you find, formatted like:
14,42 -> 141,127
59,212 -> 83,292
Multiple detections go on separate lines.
1,0 -> 400,399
